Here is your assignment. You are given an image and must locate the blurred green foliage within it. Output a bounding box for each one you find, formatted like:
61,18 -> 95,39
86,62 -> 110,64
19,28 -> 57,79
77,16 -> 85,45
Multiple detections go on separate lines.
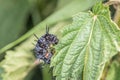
106,60 -> 120,80
0,0 -> 120,80
0,0 -> 31,49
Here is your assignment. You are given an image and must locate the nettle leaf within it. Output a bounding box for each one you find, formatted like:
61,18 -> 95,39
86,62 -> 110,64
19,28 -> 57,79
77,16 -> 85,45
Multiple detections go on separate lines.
51,2 -> 120,80
0,41 -> 35,80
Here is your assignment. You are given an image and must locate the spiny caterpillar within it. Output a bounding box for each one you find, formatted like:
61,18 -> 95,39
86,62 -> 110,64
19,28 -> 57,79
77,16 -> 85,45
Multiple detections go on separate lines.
34,26 -> 59,64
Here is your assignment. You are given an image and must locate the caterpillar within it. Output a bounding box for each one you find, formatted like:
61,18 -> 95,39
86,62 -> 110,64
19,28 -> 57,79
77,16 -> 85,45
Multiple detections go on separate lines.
34,26 -> 59,64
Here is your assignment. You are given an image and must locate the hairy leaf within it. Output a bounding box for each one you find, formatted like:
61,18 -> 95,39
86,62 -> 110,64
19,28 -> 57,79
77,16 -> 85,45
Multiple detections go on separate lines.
51,2 -> 120,80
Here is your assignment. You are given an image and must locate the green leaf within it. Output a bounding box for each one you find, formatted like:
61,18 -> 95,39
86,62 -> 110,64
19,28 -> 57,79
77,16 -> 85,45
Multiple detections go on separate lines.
0,67 -> 4,80
0,41 -> 35,80
106,61 -> 120,80
51,2 -> 120,80
0,0 -> 33,49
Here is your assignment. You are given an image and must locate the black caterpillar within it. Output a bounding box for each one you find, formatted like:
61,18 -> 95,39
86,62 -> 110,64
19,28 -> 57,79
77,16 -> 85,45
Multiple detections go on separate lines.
34,26 -> 59,64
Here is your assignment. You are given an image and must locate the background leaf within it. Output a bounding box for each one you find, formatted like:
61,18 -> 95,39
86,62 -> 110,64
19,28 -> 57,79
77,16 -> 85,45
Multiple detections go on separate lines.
0,0 -> 34,49
51,2 -> 120,80
106,60 -> 120,80
0,42 -> 35,80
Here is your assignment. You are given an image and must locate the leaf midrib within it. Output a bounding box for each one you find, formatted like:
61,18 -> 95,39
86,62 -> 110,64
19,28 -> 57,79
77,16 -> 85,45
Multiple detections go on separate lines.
83,16 -> 95,80
60,17 -> 92,78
